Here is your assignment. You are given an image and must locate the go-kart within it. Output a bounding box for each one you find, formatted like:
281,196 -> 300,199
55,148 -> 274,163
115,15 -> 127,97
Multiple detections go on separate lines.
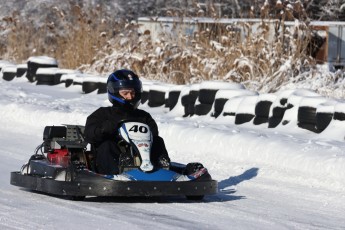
10,121 -> 217,201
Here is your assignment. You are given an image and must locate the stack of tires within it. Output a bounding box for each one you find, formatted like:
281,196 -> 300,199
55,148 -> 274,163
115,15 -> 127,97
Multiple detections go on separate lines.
26,56 -> 58,83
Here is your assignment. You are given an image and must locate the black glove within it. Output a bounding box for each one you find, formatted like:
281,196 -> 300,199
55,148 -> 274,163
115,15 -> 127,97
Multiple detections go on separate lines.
100,120 -> 118,136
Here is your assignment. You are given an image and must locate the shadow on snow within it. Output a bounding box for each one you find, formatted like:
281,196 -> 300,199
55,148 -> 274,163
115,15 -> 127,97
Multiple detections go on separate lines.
207,167 -> 259,202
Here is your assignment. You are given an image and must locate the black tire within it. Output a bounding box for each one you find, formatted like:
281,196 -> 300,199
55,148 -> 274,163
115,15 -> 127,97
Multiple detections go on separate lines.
194,103 -> 213,116
55,73 -> 63,83
255,101 -> 272,117
82,82 -> 99,94
65,79 -> 74,87
213,98 -> 229,118
180,94 -> 191,116
298,106 -> 317,124
148,90 -> 166,107
168,91 -> 181,110
272,106 -> 286,118
186,90 -> 199,116
97,82 -> 107,94
2,72 -> 16,81
198,89 -> 218,104
16,67 -> 27,78
316,112 -> 333,131
181,94 -> 190,106
36,74 -> 59,85
141,91 -> 149,104
235,113 -> 255,125
333,112 -> 345,121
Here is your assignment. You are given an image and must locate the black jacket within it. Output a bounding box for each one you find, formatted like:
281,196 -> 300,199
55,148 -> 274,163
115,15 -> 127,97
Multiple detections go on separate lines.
84,106 -> 159,145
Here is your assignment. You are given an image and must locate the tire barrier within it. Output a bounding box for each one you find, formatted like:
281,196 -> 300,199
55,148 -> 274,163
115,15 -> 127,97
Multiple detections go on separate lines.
3,57 -> 345,137
2,65 -> 17,81
26,56 -> 58,82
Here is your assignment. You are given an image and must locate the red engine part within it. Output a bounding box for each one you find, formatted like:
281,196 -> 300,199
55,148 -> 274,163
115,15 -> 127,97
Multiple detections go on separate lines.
47,149 -> 70,166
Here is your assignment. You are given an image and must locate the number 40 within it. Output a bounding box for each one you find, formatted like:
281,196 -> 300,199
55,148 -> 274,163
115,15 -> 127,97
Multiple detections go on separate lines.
129,125 -> 148,133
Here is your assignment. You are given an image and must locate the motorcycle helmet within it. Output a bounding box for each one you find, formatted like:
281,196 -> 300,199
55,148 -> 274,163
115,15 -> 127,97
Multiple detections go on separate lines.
107,69 -> 142,109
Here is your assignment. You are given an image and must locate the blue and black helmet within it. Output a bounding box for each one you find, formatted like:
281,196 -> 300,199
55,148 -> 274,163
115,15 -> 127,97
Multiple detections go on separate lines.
107,69 -> 142,109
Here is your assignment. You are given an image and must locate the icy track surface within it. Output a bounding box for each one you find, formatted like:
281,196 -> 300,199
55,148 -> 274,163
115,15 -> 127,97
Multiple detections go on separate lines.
0,77 -> 345,230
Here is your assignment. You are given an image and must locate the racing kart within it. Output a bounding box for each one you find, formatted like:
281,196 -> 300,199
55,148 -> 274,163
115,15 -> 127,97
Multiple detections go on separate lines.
10,121 -> 217,201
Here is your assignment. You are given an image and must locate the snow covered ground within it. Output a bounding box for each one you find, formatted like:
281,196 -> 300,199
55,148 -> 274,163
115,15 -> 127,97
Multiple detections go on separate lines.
1,76 -> 345,230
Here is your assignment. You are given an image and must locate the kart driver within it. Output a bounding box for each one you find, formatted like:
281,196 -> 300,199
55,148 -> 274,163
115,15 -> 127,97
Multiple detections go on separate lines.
84,69 -> 170,175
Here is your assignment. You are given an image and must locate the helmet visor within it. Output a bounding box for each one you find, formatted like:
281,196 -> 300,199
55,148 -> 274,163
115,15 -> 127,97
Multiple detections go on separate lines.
107,79 -> 142,94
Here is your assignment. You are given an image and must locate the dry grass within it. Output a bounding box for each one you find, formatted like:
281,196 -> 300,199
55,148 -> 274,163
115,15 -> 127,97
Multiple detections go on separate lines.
1,1 -> 318,93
